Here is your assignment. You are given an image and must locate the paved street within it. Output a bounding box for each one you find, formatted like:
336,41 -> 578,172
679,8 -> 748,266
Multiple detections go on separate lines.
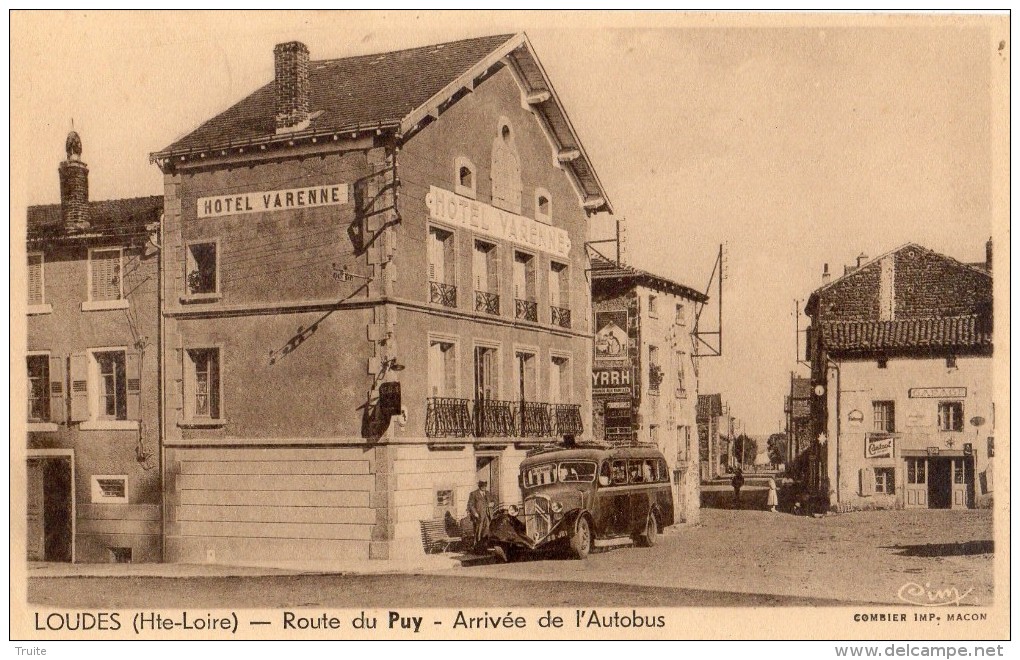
27,508 -> 992,608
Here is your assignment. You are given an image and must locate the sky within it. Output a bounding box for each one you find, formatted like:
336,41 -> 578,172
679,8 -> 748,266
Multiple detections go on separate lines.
11,11 -> 1007,434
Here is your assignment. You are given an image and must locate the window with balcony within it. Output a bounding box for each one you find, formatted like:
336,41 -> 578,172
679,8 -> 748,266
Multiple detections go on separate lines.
549,261 -> 570,328
938,401 -> 964,432
428,227 -> 457,308
473,240 -> 500,315
872,400 -> 895,433
513,251 -> 537,322
474,345 -> 514,436
426,338 -> 472,438
185,241 -> 219,299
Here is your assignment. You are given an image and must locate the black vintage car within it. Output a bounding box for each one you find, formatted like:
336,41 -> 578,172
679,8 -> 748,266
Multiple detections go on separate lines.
487,443 -> 675,559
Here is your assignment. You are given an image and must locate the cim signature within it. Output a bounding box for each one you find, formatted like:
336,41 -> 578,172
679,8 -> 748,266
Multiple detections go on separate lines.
897,582 -> 974,607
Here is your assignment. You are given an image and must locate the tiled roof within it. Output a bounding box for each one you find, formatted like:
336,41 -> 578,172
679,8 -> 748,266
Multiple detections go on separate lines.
159,34 -> 515,154
697,393 -> 723,419
820,316 -> 992,351
591,255 -> 709,303
27,196 -> 163,242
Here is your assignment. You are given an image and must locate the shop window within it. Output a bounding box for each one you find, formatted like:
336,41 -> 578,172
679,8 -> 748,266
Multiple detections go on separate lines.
874,467 -> 895,494
186,241 -> 219,297
91,475 -> 128,504
27,355 -> 50,422
28,252 -> 45,306
872,400 -> 895,433
454,157 -> 476,198
907,458 -> 926,484
185,348 -> 222,421
938,401 -> 964,432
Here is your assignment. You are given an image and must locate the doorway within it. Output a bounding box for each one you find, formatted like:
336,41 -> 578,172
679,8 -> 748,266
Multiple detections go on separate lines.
928,459 -> 952,509
476,453 -> 501,504
27,455 -> 73,562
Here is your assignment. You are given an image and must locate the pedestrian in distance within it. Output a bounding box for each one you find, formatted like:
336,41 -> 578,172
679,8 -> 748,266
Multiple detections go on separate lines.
766,476 -> 779,513
467,480 -> 495,553
731,468 -> 744,508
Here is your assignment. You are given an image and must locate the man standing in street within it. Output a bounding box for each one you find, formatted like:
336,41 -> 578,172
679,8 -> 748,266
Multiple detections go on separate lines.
468,480 -> 494,552
731,468 -> 745,509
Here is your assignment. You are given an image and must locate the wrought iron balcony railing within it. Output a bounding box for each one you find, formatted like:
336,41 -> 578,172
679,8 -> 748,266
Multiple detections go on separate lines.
429,281 -> 457,308
550,403 -> 584,435
519,401 -> 553,436
475,290 -> 500,315
474,398 -> 517,437
550,305 -> 572,328
515,299 -> 538,322
425,397 -> 473,438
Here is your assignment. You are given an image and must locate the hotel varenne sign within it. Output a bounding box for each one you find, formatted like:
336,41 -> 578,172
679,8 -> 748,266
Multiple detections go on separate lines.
426,186 -> 571,258
198,183 -> 349,218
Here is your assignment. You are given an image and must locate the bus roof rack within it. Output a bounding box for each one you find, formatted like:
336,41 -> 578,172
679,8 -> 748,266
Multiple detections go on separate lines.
525,439 -> 613,457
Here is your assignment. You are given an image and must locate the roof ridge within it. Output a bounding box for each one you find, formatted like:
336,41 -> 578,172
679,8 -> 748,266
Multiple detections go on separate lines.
309,33 -> 517,67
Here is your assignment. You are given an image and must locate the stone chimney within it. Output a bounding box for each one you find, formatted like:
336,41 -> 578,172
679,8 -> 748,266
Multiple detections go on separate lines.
58,130 -> 89,231
986,237 -> 992,272
821,263 -> 831,284
274,41 -> 310,133
856,252 -> 868,268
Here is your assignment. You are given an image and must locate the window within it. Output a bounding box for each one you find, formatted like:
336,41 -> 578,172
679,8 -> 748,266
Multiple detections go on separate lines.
648,294 -> 658,317
27,355 -> 50,422
428,339 -> 457,398
473,240 -> 499,315
185,241 -> 219,297
610,460 -> 628,485
516,350 -> 537,402
877,356 -> 888,369
549,356 -> 570,404
953,460 -> 965,485
434,488 -> 456,519
648,345 -> 662,393
69,349 -> 140,428
946,355 -> 957,369
513,252 -> 537,321
675,303 -> 685,326
428,227 -> 456,307
907,458 -> 926,484
675,350 -> 686,396
872,400 -> 895,433
474,345 -> 499,401
27,253 -> 45,307
89,248 -> 123,302
534,189 -> 552,224
185,348 -> 221,420
938,401 -> 964,432
875,467 -> 895,494
95,351 -> 127,420
549,262 -> 570,327
91,475 -> 128,504
454,157 -> 476,198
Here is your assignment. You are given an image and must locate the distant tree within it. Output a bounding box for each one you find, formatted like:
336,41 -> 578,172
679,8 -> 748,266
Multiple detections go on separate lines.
767,433 -> 787,465
732,434 -> 758,466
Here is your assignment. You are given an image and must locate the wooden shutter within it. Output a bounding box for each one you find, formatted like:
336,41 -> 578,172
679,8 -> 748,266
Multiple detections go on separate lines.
27,254 -> 43,305
48,355 -> 66,424
126,351 -> 142,420
91,249 -> 121,301
860,467 -> 875,497
69,352 -> 89,422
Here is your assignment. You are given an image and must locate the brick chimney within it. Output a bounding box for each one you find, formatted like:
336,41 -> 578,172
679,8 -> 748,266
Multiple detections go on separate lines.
821,263 -> 831,284
58,130 -> 89,231
274,41 -> 310,133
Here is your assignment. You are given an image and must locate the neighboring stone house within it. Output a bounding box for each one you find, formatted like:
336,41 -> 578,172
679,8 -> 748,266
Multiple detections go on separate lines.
150,34 -> 613,561
784,374 -> 812,479
696,393 -> 725,481
590,257 -> 708,524
805,242 -> 993,510
26,132 -> 163,563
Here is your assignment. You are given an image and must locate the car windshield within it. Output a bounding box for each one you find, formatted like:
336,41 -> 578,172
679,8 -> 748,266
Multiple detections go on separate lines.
524,461 -> 597,486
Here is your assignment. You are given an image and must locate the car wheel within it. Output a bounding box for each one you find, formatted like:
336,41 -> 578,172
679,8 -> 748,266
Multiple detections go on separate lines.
637,510 -> 658,547
569,516 -> 592,559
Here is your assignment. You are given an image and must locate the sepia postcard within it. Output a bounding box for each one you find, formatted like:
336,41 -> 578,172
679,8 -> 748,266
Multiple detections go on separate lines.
9,10 -> 1010,646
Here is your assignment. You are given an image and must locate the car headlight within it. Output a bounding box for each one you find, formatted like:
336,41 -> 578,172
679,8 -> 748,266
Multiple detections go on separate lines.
550,501 -> 563,513
507,504 -> 520,517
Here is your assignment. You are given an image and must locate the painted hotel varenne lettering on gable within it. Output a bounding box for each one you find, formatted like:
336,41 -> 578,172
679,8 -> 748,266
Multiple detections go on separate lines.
198,183 -> 349,218
425,185 -> 571,258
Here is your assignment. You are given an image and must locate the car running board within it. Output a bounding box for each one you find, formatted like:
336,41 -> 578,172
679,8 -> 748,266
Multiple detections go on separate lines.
593,537 -> 634,549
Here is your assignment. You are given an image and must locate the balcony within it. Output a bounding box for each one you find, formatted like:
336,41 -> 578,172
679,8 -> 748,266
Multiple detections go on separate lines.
424,399 -> 584,439
515,298 -> 538,322
425,397 -> 473,437
550,305 -> 571,328
429,281 -> 457,308
475,290 -> 500,315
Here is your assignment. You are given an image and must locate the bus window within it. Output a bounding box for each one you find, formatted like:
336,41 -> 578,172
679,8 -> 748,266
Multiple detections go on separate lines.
598,461 -> 611,487
611,460 -> 628,485
628,460 -> 644,483
658,459 -> 669,482
643,459 -> 656,482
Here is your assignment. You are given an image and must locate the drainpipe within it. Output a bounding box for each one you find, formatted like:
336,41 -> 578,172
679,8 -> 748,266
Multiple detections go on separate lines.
157,211 -> 166,562
826,357 -> 842,505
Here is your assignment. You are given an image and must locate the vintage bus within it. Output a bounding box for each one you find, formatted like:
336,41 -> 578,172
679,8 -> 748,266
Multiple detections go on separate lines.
487,443 -> 674,559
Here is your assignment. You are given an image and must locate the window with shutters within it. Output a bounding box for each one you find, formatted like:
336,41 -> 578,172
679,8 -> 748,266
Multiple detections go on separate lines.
27,354 -> 50,422
427,226 -> 456,308
89,248 -> 123,302
185,348 -> 222,422
185,241 -> 219,298
73,348 -> 140,429
94,350 -> 127,420
872,400 -> 895,433
454,157 -> 476,198
875,467 -> 896,494
27,252 -> 47,310
427,337 -> 458,398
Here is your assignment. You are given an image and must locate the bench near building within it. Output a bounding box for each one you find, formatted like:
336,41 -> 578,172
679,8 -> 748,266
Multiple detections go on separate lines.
150,34 -> 612,561
26,132 -> 164,563
805,243 -> 994,510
